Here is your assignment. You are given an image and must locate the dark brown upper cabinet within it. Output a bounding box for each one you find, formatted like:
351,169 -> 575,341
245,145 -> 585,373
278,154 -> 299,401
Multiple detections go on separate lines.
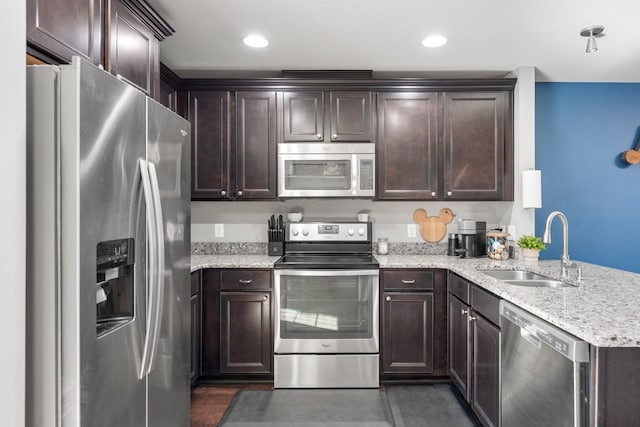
189,91 -> 230,200
376,92 -> 439,200
377,89 -> 513,201
107,0 -> 160,98
235,91 -> 278,200
281,90 -> 374,143
28,0 -> 173,102
159,63 -> 180,112
443,91 -> 512,200
27,0 -> 103,64
189,90 -> 277,201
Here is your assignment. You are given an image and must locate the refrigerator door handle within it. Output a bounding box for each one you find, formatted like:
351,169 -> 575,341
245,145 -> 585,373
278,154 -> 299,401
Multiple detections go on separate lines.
144,161 -> 166,376
138,158 -> 159,380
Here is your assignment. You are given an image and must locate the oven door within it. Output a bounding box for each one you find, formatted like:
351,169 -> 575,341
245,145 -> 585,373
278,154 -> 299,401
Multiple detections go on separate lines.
274,269 -> 379,354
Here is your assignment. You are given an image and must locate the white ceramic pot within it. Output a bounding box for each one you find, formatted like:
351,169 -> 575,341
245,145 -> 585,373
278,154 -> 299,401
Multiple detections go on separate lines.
522,248 -> 540,263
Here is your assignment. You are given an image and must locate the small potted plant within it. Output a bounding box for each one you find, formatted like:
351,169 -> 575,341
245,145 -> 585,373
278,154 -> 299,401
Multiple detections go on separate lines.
517,235 -> 546,263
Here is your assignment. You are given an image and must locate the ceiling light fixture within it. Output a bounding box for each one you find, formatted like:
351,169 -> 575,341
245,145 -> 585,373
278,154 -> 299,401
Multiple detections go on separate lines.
243,34 -> 269,48
421,34 -> 448,48
580,25 -> 604,53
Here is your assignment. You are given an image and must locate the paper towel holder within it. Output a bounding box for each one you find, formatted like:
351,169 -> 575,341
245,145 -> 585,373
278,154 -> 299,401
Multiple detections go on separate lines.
522,169 -> 541,209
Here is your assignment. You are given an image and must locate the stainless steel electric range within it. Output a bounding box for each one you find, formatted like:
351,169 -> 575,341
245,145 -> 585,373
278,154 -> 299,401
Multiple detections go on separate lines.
273,221 -> 380,388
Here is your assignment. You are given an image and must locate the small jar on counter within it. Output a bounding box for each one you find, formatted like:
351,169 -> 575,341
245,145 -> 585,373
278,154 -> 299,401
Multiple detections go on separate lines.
487,231 -> 510,260
377,238 -> 389,255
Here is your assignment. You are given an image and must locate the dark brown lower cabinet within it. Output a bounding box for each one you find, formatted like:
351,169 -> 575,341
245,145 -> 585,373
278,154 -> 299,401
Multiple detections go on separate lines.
449,294 -> 470,398
190,271 -> 201,385
471,313 -> 500,427
381,269 -> 447,379
383,292 -> 434,374
220,292 -> 271,374
199,268 -> 273,380
590,346 -> 640,426
200,269 -> 221,377
448,272 -> 500,427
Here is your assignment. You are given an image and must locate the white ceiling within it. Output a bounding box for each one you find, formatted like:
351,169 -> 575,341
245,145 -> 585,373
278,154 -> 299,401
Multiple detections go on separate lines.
147,0 -> 640,82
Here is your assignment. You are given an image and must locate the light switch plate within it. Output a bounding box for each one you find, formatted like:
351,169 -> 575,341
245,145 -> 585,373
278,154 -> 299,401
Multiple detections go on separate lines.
214,223 -> 224,238
407,224 -> 417,238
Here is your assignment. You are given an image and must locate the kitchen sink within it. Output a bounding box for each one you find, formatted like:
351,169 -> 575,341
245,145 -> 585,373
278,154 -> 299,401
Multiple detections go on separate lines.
481,270 -> 548,281
503,279 -> 570,288
481,270 -> 573,288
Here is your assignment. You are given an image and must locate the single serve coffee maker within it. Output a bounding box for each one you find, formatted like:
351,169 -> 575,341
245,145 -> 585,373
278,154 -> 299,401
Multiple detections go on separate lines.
456,220 -> 487,258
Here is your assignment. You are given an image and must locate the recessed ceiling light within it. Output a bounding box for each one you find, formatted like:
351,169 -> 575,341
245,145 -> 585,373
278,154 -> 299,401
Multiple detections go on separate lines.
243,34 -> 269,48
421,34 -> 448,48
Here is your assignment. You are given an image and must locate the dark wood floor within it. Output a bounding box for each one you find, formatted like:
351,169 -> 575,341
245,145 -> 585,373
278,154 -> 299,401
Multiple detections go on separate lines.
191,384 -> 273,427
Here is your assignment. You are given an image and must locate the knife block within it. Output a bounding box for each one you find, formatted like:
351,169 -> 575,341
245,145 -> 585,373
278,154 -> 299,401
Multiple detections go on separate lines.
268,242 -> 284,256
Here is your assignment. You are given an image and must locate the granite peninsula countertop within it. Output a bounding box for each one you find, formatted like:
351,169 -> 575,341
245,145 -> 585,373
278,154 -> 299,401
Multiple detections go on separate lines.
191,253 -> 640,348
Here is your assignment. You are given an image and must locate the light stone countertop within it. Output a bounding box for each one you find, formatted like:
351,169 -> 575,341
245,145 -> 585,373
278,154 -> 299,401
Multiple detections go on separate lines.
190,253 -> 640,347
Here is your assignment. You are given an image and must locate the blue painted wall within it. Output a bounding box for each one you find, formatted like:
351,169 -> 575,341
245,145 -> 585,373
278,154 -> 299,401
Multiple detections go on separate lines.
535,83 -> 640,273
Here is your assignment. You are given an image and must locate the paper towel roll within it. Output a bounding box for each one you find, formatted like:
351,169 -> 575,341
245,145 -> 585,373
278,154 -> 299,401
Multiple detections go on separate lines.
522,170 -> 541,209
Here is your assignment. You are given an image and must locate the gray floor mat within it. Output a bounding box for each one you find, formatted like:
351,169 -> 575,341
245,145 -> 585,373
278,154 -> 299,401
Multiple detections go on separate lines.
218,389 -> 394,427
386,384 -> 479,427
218,385 -> 478,427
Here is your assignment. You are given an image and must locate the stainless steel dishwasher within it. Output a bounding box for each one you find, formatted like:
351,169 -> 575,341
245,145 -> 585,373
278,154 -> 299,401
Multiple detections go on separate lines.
500,301 -> 590,427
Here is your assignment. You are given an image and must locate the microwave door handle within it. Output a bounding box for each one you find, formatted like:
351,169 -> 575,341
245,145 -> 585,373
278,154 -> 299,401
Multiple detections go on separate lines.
352,154 -> 358,196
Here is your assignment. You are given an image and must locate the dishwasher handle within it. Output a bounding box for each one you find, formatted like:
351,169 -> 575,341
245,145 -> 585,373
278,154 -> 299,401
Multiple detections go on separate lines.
500,301 -> 589,363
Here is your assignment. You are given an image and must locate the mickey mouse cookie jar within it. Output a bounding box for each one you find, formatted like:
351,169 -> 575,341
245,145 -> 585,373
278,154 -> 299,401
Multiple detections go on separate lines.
487,230 -> 510,260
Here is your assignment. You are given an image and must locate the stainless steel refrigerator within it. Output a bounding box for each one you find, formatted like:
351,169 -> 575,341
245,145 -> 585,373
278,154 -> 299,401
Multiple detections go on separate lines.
26,57 -> 191,427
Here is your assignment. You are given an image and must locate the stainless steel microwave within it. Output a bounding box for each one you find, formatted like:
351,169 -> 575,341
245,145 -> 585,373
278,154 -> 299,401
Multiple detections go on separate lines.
277,143 -> 375,198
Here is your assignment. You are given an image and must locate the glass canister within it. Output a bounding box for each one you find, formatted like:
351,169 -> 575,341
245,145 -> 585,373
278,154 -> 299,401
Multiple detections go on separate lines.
377,238 -> 389,255
487,231 -> 509,260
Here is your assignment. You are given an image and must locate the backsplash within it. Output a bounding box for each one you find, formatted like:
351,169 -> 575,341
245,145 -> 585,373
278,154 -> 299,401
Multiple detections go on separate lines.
191,241 -> 448,255
191,199 -> 527,244
191,242 -> 268,255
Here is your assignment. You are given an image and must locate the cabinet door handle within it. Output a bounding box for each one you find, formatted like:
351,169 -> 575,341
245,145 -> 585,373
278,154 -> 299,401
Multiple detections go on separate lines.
332,134 -> 338,139
431,191 -> 436,197
238,279 -> 253,284
237,190 -> 243,197
221,190 -> 226,196
461,309 -> 469,315
263,295 -> 268,301
401,279 -> 416,284
385,296 -> 391,301
469,316 -> 477,322
316,134 -> 322,139
447,191 -> 453,197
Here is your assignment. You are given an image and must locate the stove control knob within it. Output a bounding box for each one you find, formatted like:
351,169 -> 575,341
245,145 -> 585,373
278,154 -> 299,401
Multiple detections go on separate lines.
358,228 -> 365,236
301,228 -> 309,236
347,228 -> 355,236
291,228 -> 299,236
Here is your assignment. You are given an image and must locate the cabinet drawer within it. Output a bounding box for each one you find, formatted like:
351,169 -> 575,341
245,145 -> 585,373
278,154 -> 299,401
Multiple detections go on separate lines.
448,273 -> 470,304
221,270 -> 272,291
471,286 -> 500,326
383,270 -> 434,291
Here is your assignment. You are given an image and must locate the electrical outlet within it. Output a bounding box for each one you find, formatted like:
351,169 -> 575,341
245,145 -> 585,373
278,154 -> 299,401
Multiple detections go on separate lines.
407,224 -> 417,238
214,223 -> 224,238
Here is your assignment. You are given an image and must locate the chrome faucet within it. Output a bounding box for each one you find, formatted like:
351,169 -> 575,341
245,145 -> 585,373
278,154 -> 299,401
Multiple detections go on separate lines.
542,211 -> 578,278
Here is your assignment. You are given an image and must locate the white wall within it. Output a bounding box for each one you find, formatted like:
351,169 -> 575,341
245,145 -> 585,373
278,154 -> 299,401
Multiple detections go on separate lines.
504,66 -> 537,237
0,2 -> 26,426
